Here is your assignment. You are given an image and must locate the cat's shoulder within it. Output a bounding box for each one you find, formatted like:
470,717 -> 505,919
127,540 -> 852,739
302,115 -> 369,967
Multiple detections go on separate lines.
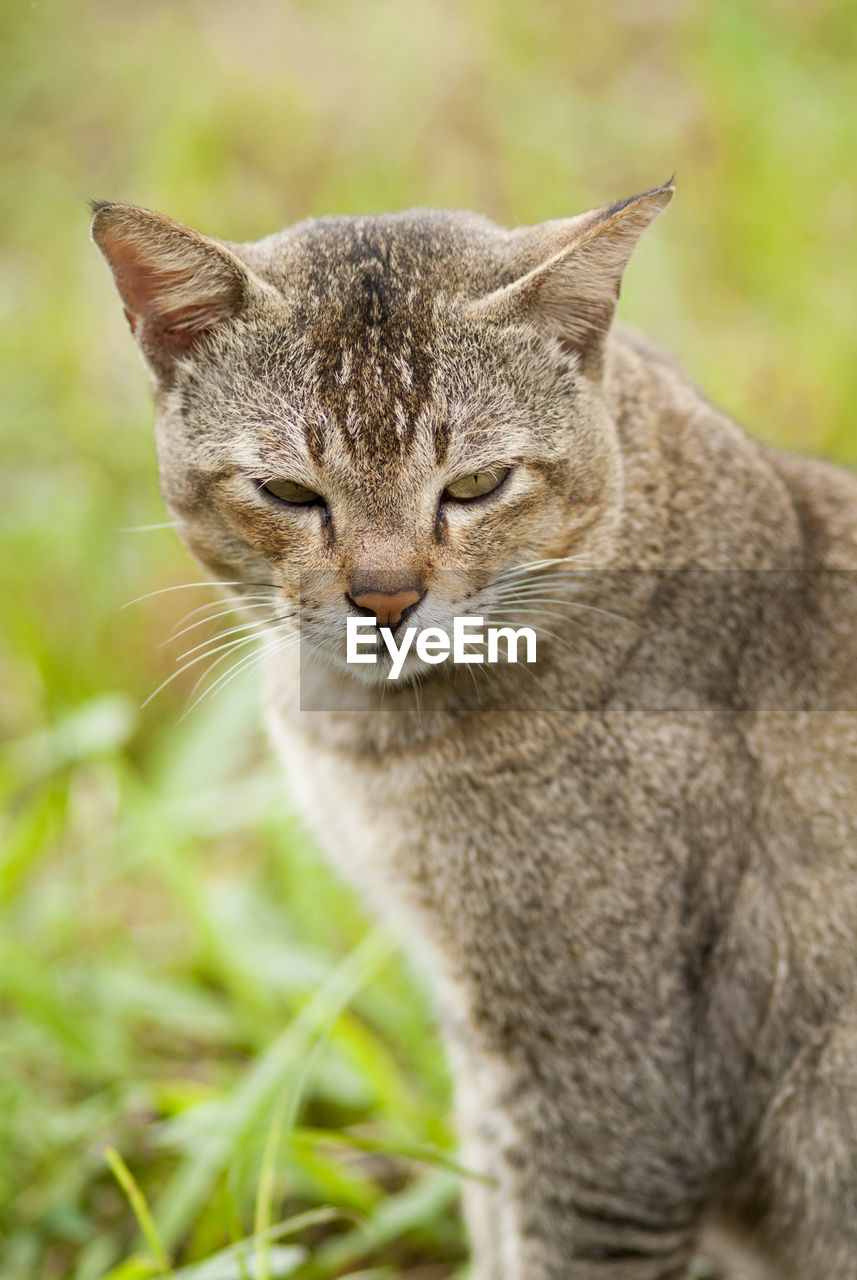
768,449 -> 857,568
609,325 -> 857,567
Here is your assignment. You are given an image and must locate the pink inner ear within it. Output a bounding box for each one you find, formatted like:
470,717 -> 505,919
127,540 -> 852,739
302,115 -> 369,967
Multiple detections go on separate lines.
94,206 -> 249,376
97,227 -> 166,316
116,256 -> 210,332
118,257 -> 185,318
100,224 -> 238,340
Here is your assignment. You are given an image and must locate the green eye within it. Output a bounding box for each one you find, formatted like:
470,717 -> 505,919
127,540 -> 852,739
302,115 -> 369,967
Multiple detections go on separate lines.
443,466 -> 510,502
260,478 -> 322,505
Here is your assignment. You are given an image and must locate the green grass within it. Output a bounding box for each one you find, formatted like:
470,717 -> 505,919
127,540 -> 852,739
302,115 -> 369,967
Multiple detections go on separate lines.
1,0 -> 857,1276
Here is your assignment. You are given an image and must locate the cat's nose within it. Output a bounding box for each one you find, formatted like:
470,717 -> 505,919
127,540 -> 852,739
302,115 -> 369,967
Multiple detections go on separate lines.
348,588 -> 424,628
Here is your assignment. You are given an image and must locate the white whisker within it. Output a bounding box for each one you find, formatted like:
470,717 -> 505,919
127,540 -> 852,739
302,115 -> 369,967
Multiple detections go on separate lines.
184,635 -> 273,707
489,606 -> 600,628
490,571 -> 595,591
116,521 -> 186,533
182,629 -> 301,718
174,613 -> 292,663
463,658 -> 484,705
175,628 -> 269,671
175,623 -> 265,664
141,627 -> 276,709
122,580 -> 276,610
484,612 -> 579,658
494,555 -> 596,582
164,593 -> 278,642
490,593 -> 635,626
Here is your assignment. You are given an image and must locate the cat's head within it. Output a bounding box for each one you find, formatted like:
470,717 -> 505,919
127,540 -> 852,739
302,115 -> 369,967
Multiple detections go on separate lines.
92,183 -> 672,687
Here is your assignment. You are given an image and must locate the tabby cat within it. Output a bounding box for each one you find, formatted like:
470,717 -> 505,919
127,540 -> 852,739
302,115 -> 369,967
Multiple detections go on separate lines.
93,181 -> 857,1279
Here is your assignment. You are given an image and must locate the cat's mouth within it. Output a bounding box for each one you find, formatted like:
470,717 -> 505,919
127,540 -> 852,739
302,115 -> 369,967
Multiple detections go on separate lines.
292,595 -> 452,687
295,592 -> 539,691
332,616 -> 436,687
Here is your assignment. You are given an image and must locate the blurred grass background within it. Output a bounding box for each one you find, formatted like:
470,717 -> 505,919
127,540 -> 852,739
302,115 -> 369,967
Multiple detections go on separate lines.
1,0 -> 856,1277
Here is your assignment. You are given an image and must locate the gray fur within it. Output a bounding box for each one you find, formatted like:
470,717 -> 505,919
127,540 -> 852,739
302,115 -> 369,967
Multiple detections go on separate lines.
93,185 -> 857,1279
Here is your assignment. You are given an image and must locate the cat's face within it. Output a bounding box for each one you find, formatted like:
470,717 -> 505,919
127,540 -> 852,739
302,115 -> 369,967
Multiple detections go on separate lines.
93,189 -> 671,686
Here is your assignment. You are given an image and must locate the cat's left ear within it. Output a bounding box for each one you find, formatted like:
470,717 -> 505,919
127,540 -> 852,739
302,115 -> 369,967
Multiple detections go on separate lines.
91,201 -> 267,385
473,179 -> 674,377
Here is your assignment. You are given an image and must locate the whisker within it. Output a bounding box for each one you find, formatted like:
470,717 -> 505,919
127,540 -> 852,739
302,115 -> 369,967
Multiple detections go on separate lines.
116,520 -> 186,533
495,555 -> 589,577
175,614 -> 292,664
303,634 -> 334,669
181,655 -> 262,720
490,594 -> 636,626
141,628 -> 276,709
181,625 -> 299,713
171,618 -> 266,659
489,575 -> 594,596
164,598 -> 278,645
463,658 -> 484,706
489,571 -> 595,591
492,591 -> 580,606
489,567 -> 601,595
122,580 -> 277,610
494,554 -> 596,582
164,593 -> 278,641
183,629 -> 301,718
175,628 -> 268,670
184,631 -> 285,707
489,605 -> 600,627
484,611 -> 579,658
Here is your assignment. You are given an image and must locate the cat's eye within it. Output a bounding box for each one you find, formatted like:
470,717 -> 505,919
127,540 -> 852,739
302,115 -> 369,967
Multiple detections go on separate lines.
443,466 -> 510,503
259,478 -> 323,506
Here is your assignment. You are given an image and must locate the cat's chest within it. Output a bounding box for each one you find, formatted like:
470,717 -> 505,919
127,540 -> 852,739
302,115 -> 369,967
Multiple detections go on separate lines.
267,706 -> 718,974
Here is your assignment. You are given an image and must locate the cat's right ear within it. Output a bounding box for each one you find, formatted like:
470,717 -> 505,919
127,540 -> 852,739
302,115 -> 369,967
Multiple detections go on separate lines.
90,202 -> 260,384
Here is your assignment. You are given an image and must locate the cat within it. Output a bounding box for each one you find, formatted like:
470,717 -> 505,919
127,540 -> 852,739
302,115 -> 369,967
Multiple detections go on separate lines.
92,181 -> 857,1280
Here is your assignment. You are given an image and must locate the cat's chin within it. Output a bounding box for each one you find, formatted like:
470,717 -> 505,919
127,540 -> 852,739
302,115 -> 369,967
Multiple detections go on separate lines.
329,649 -> 430,689
291,643 -> 440,713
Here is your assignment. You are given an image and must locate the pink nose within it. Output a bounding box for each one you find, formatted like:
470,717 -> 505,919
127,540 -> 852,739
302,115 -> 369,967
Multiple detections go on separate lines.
351,589 -> 421,628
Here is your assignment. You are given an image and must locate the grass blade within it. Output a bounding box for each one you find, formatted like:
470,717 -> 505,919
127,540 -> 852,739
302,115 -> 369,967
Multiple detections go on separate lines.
105,1145 -> 173,1277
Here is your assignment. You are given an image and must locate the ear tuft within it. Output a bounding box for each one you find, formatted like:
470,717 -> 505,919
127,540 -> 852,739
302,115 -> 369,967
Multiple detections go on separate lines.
91,203 -> 251,382
476,179 -> 675,375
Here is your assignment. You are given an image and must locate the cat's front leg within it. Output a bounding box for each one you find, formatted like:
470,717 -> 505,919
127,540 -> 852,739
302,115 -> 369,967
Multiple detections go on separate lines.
450,1038 -> 701,1280
502,1180 -> 699,1280
451,1038 -> 509,1280
457,1121 -> 505,1280
483,1145 -> 699,1280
